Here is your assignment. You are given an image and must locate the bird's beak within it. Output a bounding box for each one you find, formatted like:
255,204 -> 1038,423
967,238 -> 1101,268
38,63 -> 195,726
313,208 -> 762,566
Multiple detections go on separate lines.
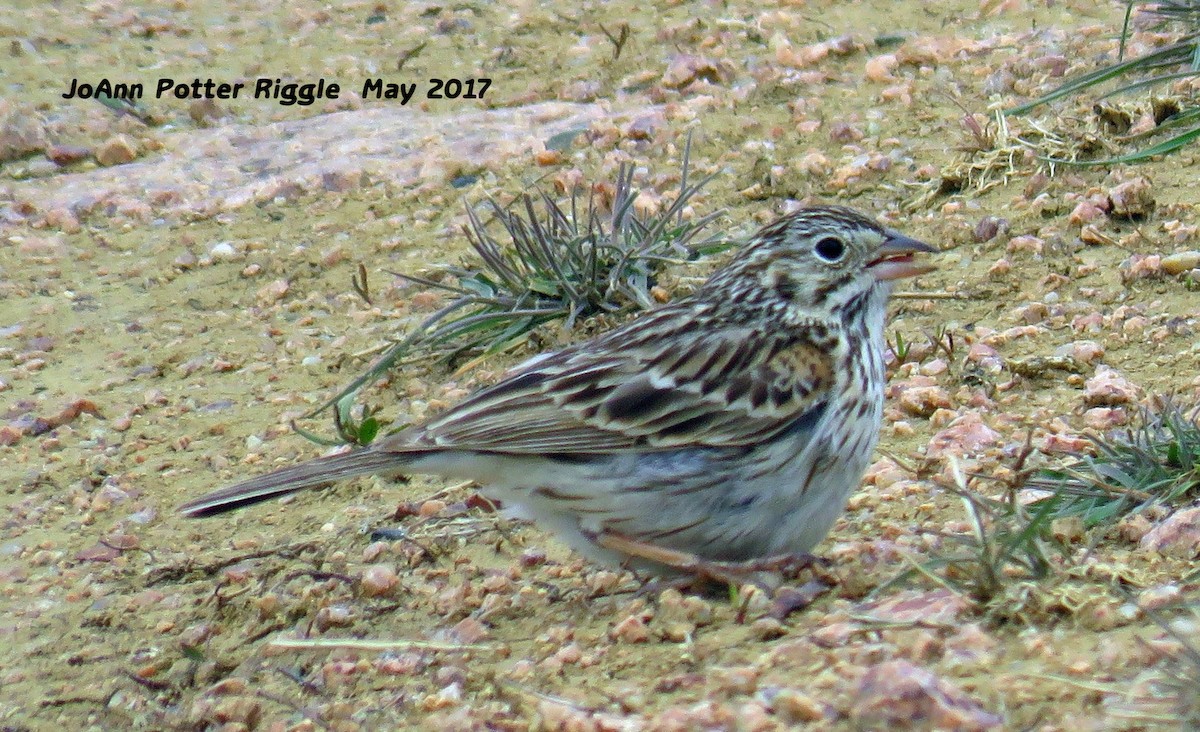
867,230 -> 937,282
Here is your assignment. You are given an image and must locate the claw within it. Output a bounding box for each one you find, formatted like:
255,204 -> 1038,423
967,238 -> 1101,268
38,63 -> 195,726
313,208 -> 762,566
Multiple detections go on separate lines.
595,530 -> 836,598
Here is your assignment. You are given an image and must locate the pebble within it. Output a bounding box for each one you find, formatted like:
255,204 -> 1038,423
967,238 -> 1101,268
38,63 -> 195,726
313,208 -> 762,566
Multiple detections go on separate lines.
1083,367 -> 1142,407
95,135 -> 138,166
1107,176 -> 1154,218
1161,251 -> 1200,275
1083,407 -> 1127,429
360,564 -> 400,597
852,659 -> 1002,730
926,412 -> 1001,458
209,242 -> 237,260
1139,507 -> 1200,558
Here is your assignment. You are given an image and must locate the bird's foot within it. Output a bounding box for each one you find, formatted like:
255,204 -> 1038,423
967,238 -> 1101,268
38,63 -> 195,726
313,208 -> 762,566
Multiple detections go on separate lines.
597,531 -> 833,595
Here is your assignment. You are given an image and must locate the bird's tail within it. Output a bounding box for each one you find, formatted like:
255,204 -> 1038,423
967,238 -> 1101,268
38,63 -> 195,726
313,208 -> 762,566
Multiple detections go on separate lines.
178,449 -> 409,518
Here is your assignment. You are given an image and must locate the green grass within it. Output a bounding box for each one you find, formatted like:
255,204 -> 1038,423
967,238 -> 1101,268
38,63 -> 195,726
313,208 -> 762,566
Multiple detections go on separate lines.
1025,400 -> 1200,527
299,140 -> 728,445
881,455 -> 1069,618
1007,0 -> 1200,164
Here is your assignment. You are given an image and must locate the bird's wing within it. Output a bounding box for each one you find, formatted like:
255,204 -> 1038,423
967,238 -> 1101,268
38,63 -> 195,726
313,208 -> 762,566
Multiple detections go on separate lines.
379,309 -> 835,454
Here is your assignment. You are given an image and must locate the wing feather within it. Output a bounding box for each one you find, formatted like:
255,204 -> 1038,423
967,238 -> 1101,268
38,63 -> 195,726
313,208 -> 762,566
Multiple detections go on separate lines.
378,309 -> 835,455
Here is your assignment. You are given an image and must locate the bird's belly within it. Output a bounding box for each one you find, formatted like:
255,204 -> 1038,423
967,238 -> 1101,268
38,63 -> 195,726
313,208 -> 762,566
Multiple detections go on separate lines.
414,401 -> 882,566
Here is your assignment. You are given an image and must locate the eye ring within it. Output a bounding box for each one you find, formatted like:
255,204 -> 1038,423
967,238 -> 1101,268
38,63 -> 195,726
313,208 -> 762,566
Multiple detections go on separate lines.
813,236 -> 846,262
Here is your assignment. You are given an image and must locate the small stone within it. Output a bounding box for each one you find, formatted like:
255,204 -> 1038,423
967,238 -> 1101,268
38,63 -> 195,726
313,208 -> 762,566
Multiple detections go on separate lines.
209,242 -> 237,260
1162,251 -> 1200,275
46,144 -> 91,166
972,217 -> 1008,244
771,688 -> 827,723
897,385 -> 952,417
926,412 -> 1001,458
95,134 -> 138,166
1138,584 -> 1182,611
1006,235 -> 1044,256
749,617 -> 786,640
360,564 -> 400,597
1068,201 -> 1106,226
1117,512 -> 1154,543
1140,507 -> 1200,558
860,590 -> 969,624
450,616 -> 490,644
1083,367 -> 1142,407
1083,407 -> 1127,430
313,605 -> 355,632
852,659 -> 1002,730
661,54 -> 733,88
178,623 -> 214,650
255,278 -> 289,305
1120,253 -> 1164,283
534,149 -> 562,165
1107,176 -> 1154,219
610,613 -> 651,643
1054,340 -> 1104,364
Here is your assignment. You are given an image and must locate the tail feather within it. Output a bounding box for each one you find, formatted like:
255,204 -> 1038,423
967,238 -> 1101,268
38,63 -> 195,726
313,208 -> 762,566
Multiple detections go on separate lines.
179,449 -> 409,517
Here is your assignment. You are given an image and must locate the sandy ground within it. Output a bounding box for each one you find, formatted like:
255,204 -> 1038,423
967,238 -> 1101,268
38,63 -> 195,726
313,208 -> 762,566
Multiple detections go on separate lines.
2,0 -> 1199,729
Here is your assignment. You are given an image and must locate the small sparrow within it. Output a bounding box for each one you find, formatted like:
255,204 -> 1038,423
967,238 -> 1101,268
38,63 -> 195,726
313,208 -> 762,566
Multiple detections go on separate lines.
180,206 -> 935,580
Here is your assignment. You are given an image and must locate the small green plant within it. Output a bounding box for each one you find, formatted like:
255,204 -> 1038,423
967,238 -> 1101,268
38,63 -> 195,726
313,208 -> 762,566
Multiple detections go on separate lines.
304,139 -> 728,441
1007,0 -> 1200,164
884,457 -> 1068,614
1025,400 -> 1200,527
888,330 -> 912,364
294,400 -> 382,447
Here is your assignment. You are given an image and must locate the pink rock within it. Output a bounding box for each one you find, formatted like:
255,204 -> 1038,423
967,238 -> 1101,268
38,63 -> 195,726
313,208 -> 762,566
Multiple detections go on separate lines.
661,55 -> 733,88
1083,367 -> 1142,407
1071,312 -> 1104,334
1140,507 -> 1200,558
927,412 -> 1001,458
965,342 -> 1004,373
810,621 -> 860,648
1017,302 -> 1049,324
852,659 -> 1002,730
1068,201 -> 1106,226
1057,340 -> 1104,364
887,374 -> 937,397
95,134 -> 138,166
1083,407 -> 1127,430
898,385 -> 954,418
1040,433 -> 1092,453
944,624 -> 999,665
1107,176 -> 1155,218
858,590 -> 969,624
865,54 -> 898,82
1120,253 -> 1164,283
1006,235 -> 1044,256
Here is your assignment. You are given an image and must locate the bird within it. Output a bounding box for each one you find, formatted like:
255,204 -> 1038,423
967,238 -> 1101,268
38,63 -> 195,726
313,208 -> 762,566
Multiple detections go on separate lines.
180,205 -> 936,582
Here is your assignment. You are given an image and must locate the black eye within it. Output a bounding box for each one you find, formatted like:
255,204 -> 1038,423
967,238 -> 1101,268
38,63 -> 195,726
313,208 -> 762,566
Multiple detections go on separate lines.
813,236 -> 845,261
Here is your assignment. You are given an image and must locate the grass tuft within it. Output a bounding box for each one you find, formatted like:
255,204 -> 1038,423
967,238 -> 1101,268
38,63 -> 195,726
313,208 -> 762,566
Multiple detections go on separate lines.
1007,0 -> 1200,164
883,455 -> 1069,616
1024,400 -> 1200,527
302,139 -> 728,444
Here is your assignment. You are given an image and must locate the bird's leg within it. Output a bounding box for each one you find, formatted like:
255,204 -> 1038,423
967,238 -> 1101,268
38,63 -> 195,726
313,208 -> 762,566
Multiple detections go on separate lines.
595,531 -> 830,589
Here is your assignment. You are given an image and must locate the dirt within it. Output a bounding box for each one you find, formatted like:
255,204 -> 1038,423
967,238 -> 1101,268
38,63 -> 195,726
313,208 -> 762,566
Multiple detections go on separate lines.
2,0 -> 1199,729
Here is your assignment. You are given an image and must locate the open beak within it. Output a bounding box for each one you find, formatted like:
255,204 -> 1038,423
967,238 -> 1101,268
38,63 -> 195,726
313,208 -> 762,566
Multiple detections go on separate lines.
867,230 -> 937,282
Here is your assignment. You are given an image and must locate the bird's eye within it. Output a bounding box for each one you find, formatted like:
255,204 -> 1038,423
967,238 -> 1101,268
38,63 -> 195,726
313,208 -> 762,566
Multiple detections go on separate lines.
813,236 -> 846,262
